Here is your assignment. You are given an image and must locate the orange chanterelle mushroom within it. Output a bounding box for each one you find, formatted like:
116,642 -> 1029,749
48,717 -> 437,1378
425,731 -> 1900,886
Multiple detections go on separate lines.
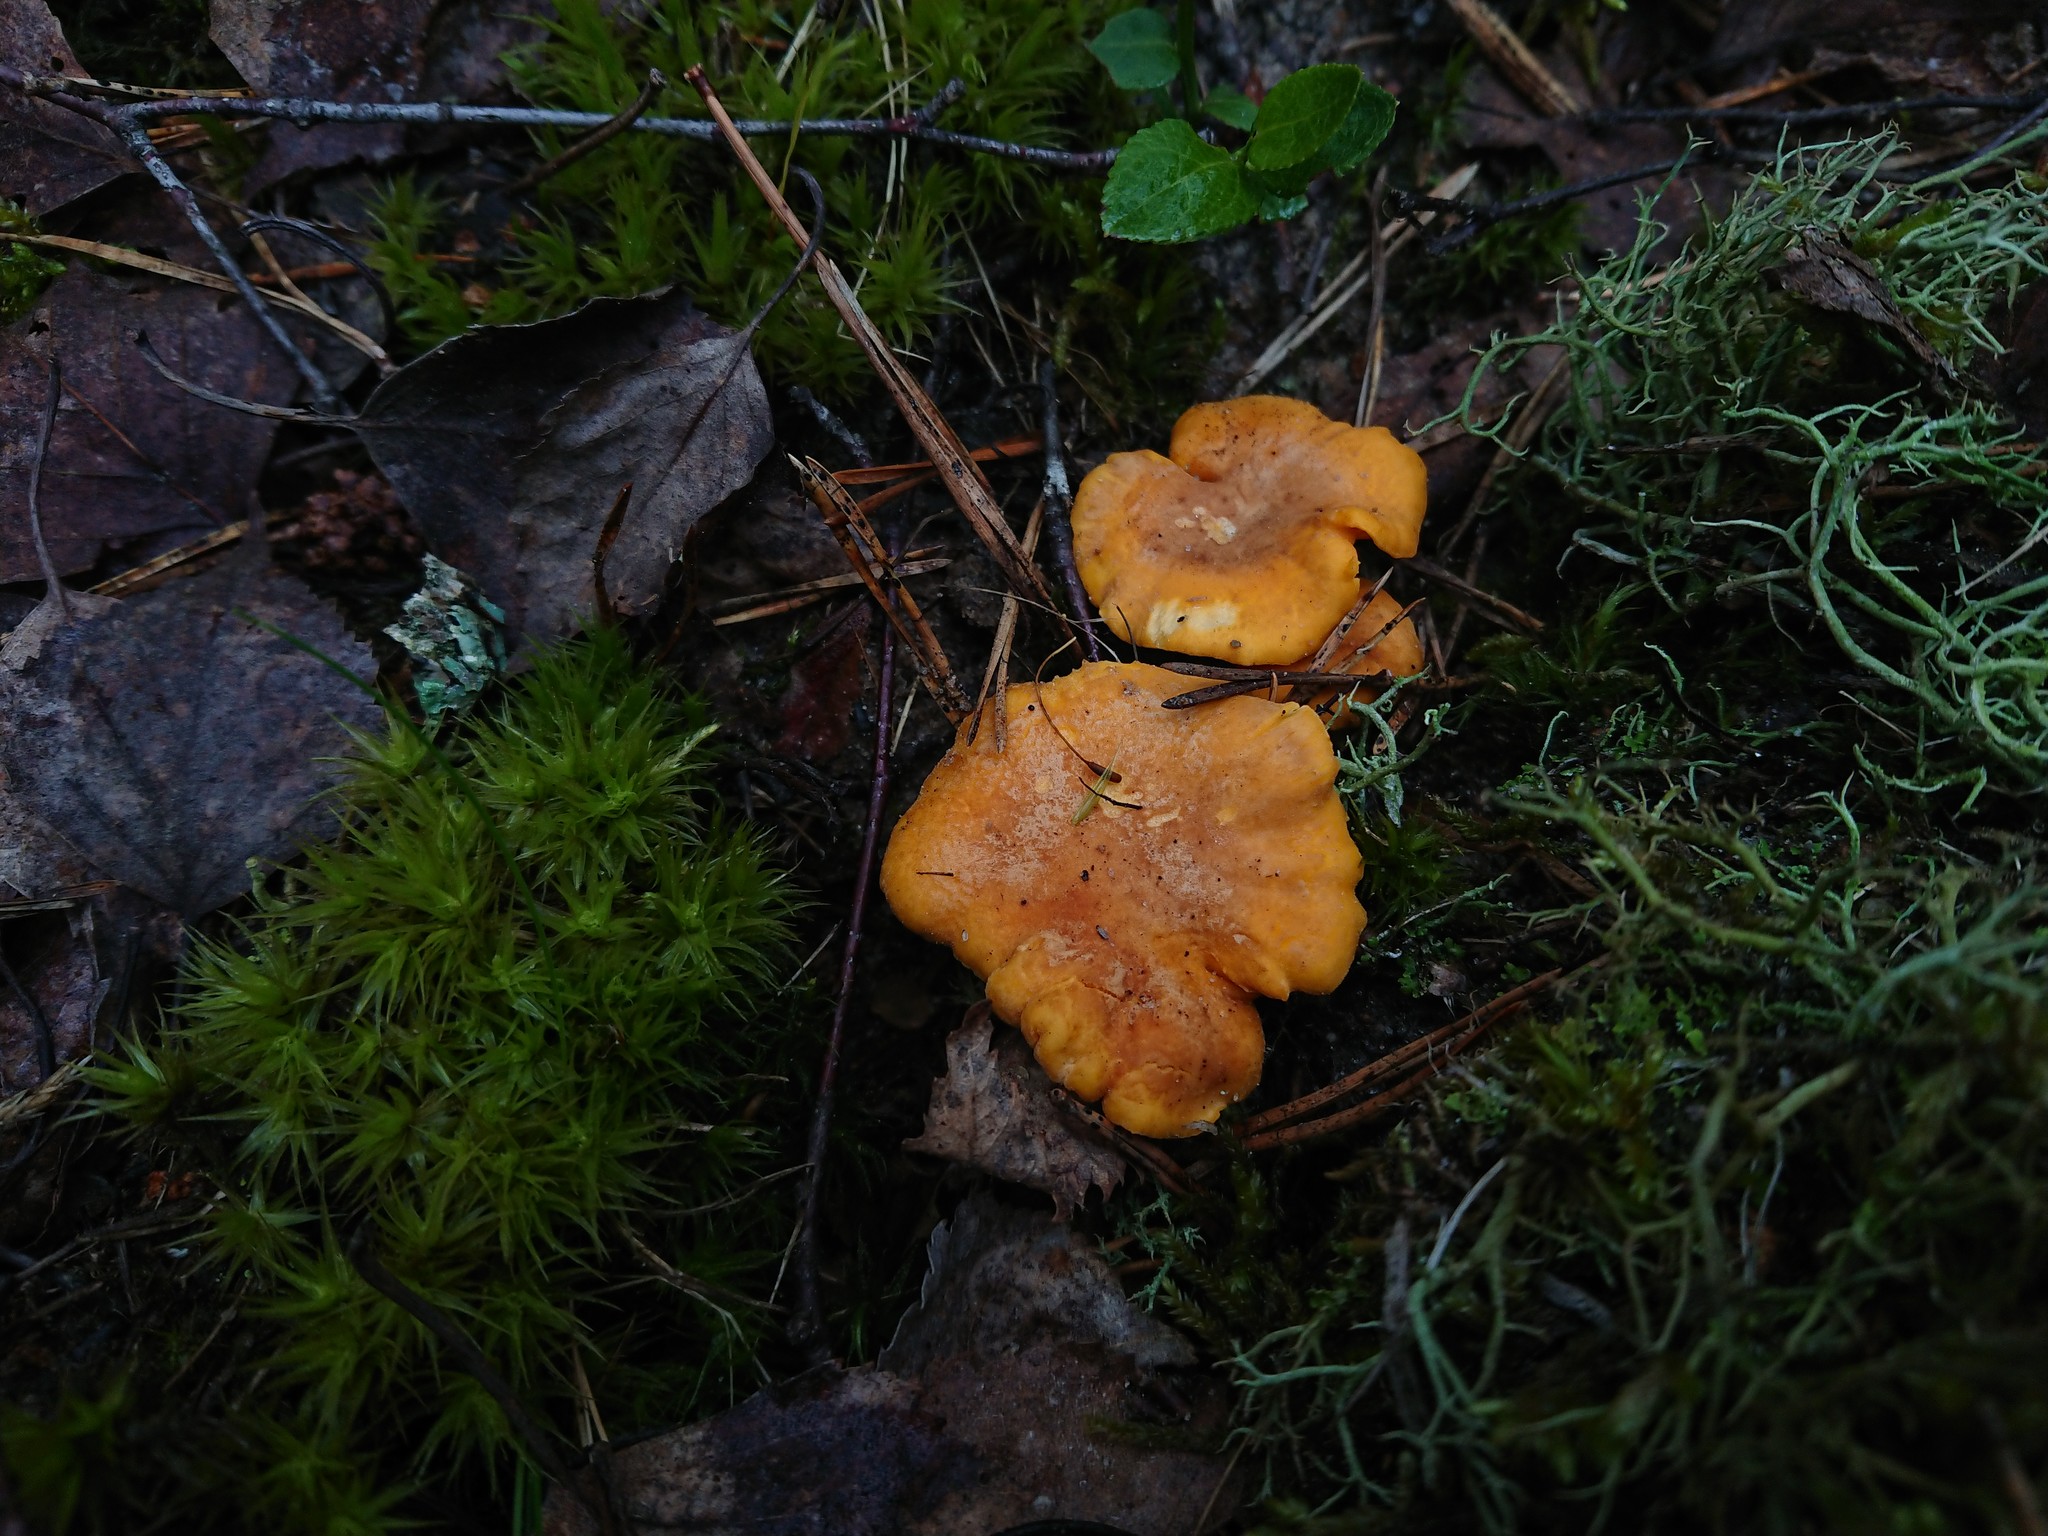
879,661 -> 1367,1138
1071,396 -> 1427,664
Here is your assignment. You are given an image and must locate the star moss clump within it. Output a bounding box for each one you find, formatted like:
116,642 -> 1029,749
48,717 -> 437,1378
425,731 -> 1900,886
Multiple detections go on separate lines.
87,630 -> 800,1531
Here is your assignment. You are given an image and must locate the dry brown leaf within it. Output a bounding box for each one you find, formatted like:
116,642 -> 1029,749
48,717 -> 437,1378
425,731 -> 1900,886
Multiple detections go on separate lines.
545,1194 -> 1236,1536
906,1006 -> 1126,1216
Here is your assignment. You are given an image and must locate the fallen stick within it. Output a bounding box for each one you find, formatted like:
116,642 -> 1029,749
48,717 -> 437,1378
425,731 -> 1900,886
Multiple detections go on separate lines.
685,65 -> 1075,641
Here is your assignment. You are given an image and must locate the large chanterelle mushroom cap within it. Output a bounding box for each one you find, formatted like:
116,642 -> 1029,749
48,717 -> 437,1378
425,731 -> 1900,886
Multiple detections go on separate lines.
1071,396 -> 1428,665
879,661 -> 1367,1138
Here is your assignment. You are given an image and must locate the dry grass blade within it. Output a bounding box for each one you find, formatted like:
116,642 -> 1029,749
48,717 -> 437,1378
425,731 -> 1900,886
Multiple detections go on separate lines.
1238,162 -> 1479,392
0,230 -> 389,365
708,552 -> 949,626
0,1058 -> 85,1133
794,456 -> 968,720
90,520 -> 255,596
683,66 -> 1072,640
972,498 -> 1045,752
829,436 -> 1040,485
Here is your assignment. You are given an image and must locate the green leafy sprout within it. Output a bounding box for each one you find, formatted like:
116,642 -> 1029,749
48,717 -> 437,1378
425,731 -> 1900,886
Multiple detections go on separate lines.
1088,5 -> 1397,242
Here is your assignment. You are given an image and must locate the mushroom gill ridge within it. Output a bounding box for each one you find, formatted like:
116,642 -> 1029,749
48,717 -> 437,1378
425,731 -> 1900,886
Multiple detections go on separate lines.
878,661 -> 1367,1138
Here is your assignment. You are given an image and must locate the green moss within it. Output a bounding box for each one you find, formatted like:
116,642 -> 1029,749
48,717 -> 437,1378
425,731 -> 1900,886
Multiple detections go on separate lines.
65,632 -> 802,1533
0,202 -> 63,325
372,5 -> 1088,367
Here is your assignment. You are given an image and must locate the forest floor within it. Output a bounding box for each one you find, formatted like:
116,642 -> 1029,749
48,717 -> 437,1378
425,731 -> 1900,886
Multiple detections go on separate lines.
2,1 -> 2046,1534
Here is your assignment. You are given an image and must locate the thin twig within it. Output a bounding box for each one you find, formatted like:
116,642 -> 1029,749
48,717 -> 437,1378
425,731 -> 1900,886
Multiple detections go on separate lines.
1401,149 -> 1724,255
502,69 -> 664,196
1574,88 -> 2048,127
685,65 -> 1074,639
790,556 -> 900,1364
1242,970 -> 1564,1135
0,66 -> 1118,170
1403,557 -> 1545,632
1039,358 -> 1099,658
26,358 -> 71,620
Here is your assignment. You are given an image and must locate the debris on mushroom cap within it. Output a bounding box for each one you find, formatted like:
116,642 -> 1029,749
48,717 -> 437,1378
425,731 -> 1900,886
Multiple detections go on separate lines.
878,661 -> 1367,1138
1302,585 -> 1426,728
1071,396 -> 1427,665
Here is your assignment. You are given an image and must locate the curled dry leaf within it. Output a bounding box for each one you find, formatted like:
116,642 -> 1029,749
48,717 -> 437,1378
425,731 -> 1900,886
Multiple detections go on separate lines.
0,264 -> 294,582
546,1194 -> 1235,1536
357,290 -> 774,643
0,0 -> 129,216
0,543 -> 382,918
906,1006 -> 1126,1217
1773,228 -> 1954,381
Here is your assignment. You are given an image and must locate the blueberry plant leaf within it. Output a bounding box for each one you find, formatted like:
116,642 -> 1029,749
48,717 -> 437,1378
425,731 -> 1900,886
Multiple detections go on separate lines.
1246,63 -> 1362,172
1102,119 -> 1258,243
1203,85 -> 1259,131
1086,8 -> 1179,92
1317,79 -> 1399,174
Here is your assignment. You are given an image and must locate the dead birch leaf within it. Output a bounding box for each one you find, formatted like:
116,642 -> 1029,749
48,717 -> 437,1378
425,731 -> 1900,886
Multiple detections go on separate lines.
545,1194 -> 1236,1536
0,543 -> 381,918
356,289 -> 774,643
907,1007 -> 1126,1216
209,0 -> 436,190
1774,228 -> 1955,382
0,264 -> 293,582
0,0 -> 129,216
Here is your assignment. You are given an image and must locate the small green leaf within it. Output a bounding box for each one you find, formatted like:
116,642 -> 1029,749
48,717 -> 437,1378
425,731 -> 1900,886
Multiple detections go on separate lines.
1318,81 -> 1398,174
1247,63 -> 1362,172
1087,9 -> 1180,92
1202,85 -> 1258,131
1256,190 -> 1310,222
1103,120 -> 1257,242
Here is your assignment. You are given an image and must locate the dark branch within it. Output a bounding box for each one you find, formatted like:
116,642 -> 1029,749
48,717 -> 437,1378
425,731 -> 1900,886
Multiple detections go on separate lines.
0,65 -> 1118,171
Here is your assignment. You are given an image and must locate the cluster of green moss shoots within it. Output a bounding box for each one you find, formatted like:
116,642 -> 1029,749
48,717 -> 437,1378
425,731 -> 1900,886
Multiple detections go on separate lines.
41,634 -> 800,1533
365,0 -> 1215,414
1117,133 -> 2048,1534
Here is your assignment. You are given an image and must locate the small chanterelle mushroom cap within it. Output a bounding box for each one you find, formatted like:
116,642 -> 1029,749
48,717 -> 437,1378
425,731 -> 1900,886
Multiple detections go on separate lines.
1071,396 -> 1428,665
879,661 -> 1367,1138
